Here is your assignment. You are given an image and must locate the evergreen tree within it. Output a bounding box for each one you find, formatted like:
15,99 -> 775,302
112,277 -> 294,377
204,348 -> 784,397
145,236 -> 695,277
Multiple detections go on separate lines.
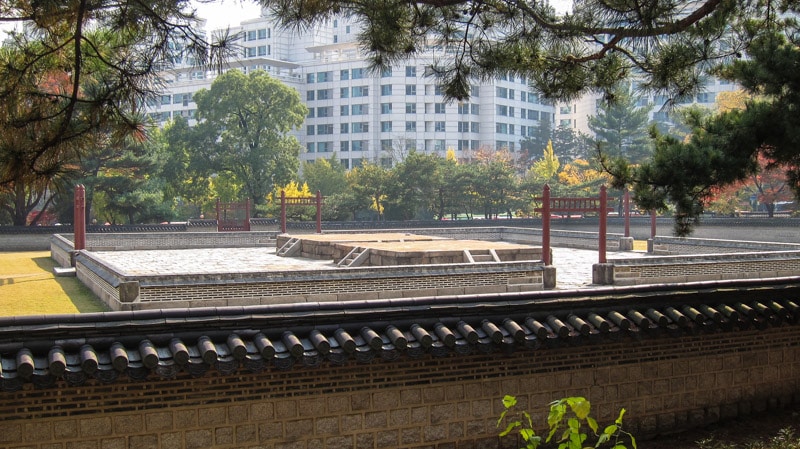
614,29 -> 800,235
588,87 -> 652,164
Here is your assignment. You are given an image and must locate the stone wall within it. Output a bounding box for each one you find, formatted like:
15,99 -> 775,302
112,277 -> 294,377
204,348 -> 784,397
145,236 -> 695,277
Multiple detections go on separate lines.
607,251 -> 800,285
651,236 -> 800,255
72,249 -> 545,311
0,325 -> 798,449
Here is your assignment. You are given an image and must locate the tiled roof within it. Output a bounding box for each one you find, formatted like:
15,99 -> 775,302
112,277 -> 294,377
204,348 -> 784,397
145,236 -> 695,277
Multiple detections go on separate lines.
1,278 -> 799,392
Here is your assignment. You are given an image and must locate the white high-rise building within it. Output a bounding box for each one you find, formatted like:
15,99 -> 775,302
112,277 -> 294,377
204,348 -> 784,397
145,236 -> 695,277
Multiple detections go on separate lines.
147,12 -> 557,169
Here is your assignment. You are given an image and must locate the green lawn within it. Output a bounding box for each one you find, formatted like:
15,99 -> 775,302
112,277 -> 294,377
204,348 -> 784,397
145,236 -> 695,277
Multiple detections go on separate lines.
0,251 -> 108,316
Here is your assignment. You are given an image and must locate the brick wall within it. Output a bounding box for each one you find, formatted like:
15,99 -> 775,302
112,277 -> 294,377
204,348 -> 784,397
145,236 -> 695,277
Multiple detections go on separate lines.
1,326 -> 798,449
611,252 -> 800,285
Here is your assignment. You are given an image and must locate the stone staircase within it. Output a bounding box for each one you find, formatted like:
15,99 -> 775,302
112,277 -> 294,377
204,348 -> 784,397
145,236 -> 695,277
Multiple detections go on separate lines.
337,246 -> 370,267
276,237 -> 301,257
463,249 -> 501,263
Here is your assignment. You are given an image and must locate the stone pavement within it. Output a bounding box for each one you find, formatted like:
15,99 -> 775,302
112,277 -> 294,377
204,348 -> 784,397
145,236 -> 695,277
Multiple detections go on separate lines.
552,247 -> 647,289
90,246 -> 648,289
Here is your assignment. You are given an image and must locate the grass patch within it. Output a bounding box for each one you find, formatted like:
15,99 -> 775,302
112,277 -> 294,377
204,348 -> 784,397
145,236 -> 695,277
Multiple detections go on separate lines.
0,251 -> 107,316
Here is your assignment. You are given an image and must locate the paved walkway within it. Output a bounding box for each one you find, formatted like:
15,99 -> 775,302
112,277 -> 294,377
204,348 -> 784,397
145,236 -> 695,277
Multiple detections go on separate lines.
90,246 -> 648,289
552,247 -> 647,289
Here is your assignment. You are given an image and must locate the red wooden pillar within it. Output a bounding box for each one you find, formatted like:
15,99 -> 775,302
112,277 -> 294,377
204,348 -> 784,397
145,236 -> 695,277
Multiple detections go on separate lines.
215,199 -> 221,232
623,190 -> 631,238
599,185 -> 607,264
280,190 -> 287,234
245,198 -> 251,231
74,185 -> 86,251
541,184 -> 551,265
315,190 -> 322,234
650,209 -> 657,239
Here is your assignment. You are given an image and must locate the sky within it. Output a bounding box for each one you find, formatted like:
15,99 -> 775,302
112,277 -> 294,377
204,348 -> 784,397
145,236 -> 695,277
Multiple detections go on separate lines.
191,1 -> 263,31
191,1 -> 573,32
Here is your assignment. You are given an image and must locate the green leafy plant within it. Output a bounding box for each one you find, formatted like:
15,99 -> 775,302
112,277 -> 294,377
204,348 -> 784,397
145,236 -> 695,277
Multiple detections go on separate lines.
498,395 -> 636,449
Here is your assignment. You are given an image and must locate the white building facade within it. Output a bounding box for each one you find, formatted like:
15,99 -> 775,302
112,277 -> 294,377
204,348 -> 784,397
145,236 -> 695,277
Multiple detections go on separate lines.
147,12 -> 557,169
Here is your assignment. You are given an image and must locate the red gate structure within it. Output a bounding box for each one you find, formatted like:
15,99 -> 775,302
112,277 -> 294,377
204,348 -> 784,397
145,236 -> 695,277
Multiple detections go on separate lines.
280,190 -> 323,234
535,185 -> 615,265
74,185 -> 86,251
216,199 -> 251,232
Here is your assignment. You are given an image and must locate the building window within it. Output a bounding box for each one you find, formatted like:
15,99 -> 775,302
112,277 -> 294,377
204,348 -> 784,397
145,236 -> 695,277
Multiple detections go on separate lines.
306,91 -> 315,101
352,68 -> 365,79
496,87 -> 508,98
458,121 -> 469,132
247,30 -> 257,41
381,85 -> 392,96
471,122 -> 480,133
458,140 -> 469,151
317,89 -> 332,100
340,70 -> 349,81
351,104 -> 368,115
381,103 -> 392,114
257,46 -> 267,56
257,29 -> 267,39
435,103 -> 447,114
458,103 -> 469,114
351,86 -> 369,97
317,72 -> 332,82
435,121 -> 446,132
340,87 -> 349,99
381,67 -> 392,77
405,66 -> 416,77
405,85 -> 416,95
340,141 -> 349,152
340,123 -> 349,134
352,140 -> 366,152
317,124 -> 334,135
340,105 -> 349,116
318,142 -> 332,152
497,105 -> 508,116
306,73 -> 315,84
405,121 -> 416,131
246,47 -> 256,58
381,121 -> 392,132
496,123 -> 508,134
381,139 -> 392,151
352,122 -> 369,133
470,104 -> 479,114
317,106 -> 332,118
307,125 -> 315,135
405,102 -> 417,113
307,142 -> 315,153
307,108 -> 315,118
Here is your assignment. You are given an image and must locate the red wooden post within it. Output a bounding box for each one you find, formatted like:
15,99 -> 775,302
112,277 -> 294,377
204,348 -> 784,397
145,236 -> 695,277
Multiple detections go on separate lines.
650,209 -> 657,239
280,190 -> 287,234
215,199 -> 221,232
541,184 -> 551,265
599,185 -> 607,264
623,190 -> 631,238
74,185 -> 86,251
245,199 -> 251,231
315,190 -> 322,234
